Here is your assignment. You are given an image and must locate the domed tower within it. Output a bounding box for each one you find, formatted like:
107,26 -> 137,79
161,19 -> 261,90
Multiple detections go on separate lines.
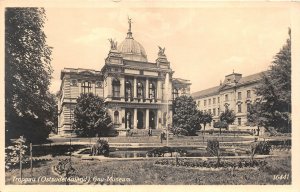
117,18 -> 148,62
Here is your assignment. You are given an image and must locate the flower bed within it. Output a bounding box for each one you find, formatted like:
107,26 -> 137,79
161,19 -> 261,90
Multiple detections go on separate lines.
154,158 -> 267,169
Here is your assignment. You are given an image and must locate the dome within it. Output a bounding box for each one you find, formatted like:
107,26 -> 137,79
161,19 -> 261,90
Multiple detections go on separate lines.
118,35 -> 148,62
117,19 -> 148,62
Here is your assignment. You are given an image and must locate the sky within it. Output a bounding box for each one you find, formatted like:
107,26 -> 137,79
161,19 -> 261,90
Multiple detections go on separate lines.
43,2 -> 291,94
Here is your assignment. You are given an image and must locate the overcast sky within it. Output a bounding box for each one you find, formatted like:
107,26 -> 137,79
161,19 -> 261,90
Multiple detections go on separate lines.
43,2 -> 291,94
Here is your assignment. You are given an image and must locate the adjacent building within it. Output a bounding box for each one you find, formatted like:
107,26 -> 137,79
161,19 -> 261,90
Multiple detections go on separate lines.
192,71 -> 268,129
57,19 -> 191,136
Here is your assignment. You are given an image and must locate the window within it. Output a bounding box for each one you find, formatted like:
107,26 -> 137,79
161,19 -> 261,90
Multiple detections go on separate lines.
172,88 -> 179,100
213,98 -> 216,104
114,111 -> 119,124
112,79 -> 120,98
204,100 -> 207,106
238,104 -> 242,113
71,79 -> 77,86
208,109 -> 211,114
213,108 -> 216,116
149,83 -> 156,100
217,108 -> 220,115
81,81 -> 91,93
197,101 -> 200,107
247,90 -> 251,98
137,82 -> 144,99
225,94 -> 228,102
213,120 -> 215,126
225,105 -> 229,111
238,118 -> 241,126
238,92 -> 242,100
218,97 -> 220,103
125,81 -> 132,100
208,99 -> 211,105
247,103 -> 251,112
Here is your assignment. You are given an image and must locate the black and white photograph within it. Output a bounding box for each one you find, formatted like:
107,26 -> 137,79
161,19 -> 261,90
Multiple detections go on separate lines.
2,0 -> 300,191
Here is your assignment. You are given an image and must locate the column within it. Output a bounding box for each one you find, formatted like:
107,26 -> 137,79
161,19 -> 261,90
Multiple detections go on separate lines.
146,109 -> 149,129
120,77 -> 125,98
157,80 -> 161,101
133,77 -> 137,98
133,108 -> 137,129
146,78 -> 149,99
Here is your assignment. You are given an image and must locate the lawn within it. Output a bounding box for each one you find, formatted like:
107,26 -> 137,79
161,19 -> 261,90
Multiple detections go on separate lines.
6,155 -> 291,185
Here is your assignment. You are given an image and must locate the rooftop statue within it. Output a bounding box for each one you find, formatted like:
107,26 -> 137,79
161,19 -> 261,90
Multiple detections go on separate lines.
108,38 -> 118,50
158,46 -> 166,57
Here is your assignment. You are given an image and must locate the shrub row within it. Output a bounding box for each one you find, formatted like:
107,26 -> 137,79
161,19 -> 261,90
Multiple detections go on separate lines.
199,129 -> 253,135
146,146 -> 188,157
155,159 -> 267,169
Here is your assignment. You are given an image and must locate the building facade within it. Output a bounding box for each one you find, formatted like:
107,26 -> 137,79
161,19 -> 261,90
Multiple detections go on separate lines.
58,19 -> 191,136
192,71 -> 268,129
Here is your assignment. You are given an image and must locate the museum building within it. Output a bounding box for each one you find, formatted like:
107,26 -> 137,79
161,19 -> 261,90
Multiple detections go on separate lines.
192,71 -> 268,129
57,19 -> 191,136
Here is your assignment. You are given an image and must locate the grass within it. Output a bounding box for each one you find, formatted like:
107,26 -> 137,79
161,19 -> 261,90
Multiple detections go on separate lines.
6,155 -> 291,185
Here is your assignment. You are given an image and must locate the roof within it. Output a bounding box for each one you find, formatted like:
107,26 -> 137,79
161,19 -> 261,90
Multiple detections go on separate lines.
192,85 -> 221,99
192,71 -> 268,99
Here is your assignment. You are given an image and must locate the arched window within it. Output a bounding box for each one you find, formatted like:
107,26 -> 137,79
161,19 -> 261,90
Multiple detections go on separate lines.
149,83 -> 156,100
81,81 -> 91,93
137,82 -> 144,99
112,79 -> 120,98
125,81 -> 132,100
114,111 -> 119,124
172,88 -> 179,100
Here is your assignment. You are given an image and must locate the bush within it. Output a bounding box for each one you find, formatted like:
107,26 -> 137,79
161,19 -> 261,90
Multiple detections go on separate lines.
206,140 -> 219,156
213,121 -> 228,129
250,141 -> 271,155
146,146 -> 187,157
90,139 -> 110,157
171,127 -> 189,136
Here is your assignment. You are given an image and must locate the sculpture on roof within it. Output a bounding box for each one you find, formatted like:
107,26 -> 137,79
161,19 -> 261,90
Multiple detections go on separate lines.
128,16 -> 132,32
108,38 -> 118,50
158,46 -> 166,57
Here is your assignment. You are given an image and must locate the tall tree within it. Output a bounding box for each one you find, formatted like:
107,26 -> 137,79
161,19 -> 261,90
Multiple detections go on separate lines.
5,8 -> 53,143
254,28 -> 291,133
72,93 -> 113,137
200,111 -> 213,131
173,95 -> 201,136
219,109 -> 236,125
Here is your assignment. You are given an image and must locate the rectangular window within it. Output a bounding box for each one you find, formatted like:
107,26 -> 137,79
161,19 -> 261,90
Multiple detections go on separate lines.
81,81 -> 91,94
225,94 -> 228,102
218,108 -> 220,115
213,98 -> 216,104
218,97 -> 220,103
247,103 -> 251,112
213,120 -> 215,126
197,101 -> 200,107
238,104 -> 242,113
208,99 -> 211,105
238,118 -> 241,126
213,108 -> 216,116
204,100 -> 207,106
208,109 -> 211,114
247,90 -> 251,98
238,92 -> 242,100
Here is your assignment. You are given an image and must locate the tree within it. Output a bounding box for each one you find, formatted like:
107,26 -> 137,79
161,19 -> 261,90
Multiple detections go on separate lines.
5,8 -> 53,144
254,28 -> 291,133
220,109 -> 236,125
200,111 -> 213,131
172,95 -> 201,136
247,102 -> 265,136
72,93 -> 113,137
